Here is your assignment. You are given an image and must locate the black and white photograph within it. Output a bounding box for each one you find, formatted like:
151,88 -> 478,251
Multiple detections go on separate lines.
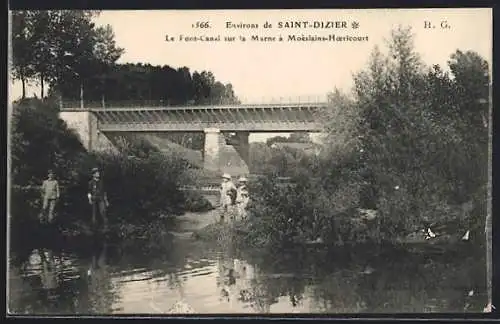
7,8 -> 493,315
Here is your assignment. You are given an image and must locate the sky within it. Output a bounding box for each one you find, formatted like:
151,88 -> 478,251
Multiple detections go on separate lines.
9,8 -> 492,142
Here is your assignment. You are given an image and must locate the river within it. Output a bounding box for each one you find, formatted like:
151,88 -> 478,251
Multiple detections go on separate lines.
8,210 -> 487,315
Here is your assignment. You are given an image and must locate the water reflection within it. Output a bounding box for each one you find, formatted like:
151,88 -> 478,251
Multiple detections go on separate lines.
8,231 -> 487,315
77,242 -> 120,314
8,241 -> 120,315
215,247 -> 264,312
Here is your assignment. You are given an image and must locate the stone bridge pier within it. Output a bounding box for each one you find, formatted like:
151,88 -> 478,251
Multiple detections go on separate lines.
203,128 -> 249,173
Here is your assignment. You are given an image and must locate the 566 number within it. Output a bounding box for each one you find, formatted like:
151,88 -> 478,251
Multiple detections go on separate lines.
193,22 -> 210,28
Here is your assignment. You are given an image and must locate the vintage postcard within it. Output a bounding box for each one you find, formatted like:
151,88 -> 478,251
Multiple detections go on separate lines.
7,8 -> 493,315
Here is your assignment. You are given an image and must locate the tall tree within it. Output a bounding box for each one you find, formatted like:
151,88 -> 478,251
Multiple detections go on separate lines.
446,50 -> 490,310
49,11 -> 123,98
11,10 -> 124,99
86,24 -> 125,102
448,50 -> 489,138
11,11 -> 36,98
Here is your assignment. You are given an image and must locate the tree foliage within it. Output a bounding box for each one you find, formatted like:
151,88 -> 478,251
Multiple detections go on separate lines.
248,26 -> 490,248
11,11 -> 37,98
265,133 -> 312,146
10,98 -> 87,186
56,63 -> 240,106
249,142 -> 319,177
11,10 -> 124,98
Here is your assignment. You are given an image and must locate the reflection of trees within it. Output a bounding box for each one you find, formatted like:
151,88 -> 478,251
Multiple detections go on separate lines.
232,270 -> 307,313
304,250 -> 484,313
309,269 -> 366,313
355,253 -> 482,313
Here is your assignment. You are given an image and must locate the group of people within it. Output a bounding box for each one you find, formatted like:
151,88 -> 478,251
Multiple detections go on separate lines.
40,167 -> 251,229
40,167 -> 109,230
218,173 -> 250,222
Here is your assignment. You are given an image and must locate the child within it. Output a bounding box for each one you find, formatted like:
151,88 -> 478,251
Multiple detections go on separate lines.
41,169 -> 60,223
219,173 -> 236,223
236,176 -> 250,220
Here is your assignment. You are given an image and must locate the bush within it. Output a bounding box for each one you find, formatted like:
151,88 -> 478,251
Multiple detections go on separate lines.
241,174 -> 382,249
59,139 -> 190,226
10,98 -> 87,187
9,186 -> 42,237
182,191 -> 214,212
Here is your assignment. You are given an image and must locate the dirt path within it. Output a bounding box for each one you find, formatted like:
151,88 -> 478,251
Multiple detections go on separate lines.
169,209 -> 219,238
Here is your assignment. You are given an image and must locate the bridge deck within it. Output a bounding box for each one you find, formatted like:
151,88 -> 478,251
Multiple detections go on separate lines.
60,103 -> 329,132
60,102 -> 330,112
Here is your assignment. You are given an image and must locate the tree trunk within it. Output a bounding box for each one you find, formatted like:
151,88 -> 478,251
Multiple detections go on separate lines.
40,74 -> 44,98
80,81 -> 84,109
21,75 -> 26,99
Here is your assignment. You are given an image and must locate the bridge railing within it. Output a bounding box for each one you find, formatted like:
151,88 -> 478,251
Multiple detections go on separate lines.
59,95 -> 330,110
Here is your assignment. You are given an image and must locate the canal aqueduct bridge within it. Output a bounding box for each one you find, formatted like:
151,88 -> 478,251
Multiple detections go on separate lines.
59,101 -> 329,171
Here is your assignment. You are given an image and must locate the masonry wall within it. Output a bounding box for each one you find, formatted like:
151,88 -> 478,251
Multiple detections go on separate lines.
59,111 -> 116,152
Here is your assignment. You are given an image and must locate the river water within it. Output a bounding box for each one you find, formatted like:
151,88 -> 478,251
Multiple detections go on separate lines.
8,212 -> 487,315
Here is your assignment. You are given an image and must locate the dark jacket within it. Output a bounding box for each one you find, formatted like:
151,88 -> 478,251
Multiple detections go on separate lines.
88,179 -> 107,202
228,187 -> 237,205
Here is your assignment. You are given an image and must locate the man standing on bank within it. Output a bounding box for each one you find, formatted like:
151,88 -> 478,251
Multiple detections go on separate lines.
41,169 -> 60,224
87,167 -> 110,231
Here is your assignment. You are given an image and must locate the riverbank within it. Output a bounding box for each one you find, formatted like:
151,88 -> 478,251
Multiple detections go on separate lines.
191,210 -> 480,257
10,181 -> 214,245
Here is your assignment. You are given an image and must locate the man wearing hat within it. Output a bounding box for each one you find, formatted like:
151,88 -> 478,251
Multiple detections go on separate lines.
88,167 -> 110,230
219,173 -> 236,222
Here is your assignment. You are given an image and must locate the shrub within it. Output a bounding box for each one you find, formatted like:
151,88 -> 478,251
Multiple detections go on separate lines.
63,140 -> 190,226
9,186 -> 42,238
182,191 -> 214,212
10,98 -> 87,187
